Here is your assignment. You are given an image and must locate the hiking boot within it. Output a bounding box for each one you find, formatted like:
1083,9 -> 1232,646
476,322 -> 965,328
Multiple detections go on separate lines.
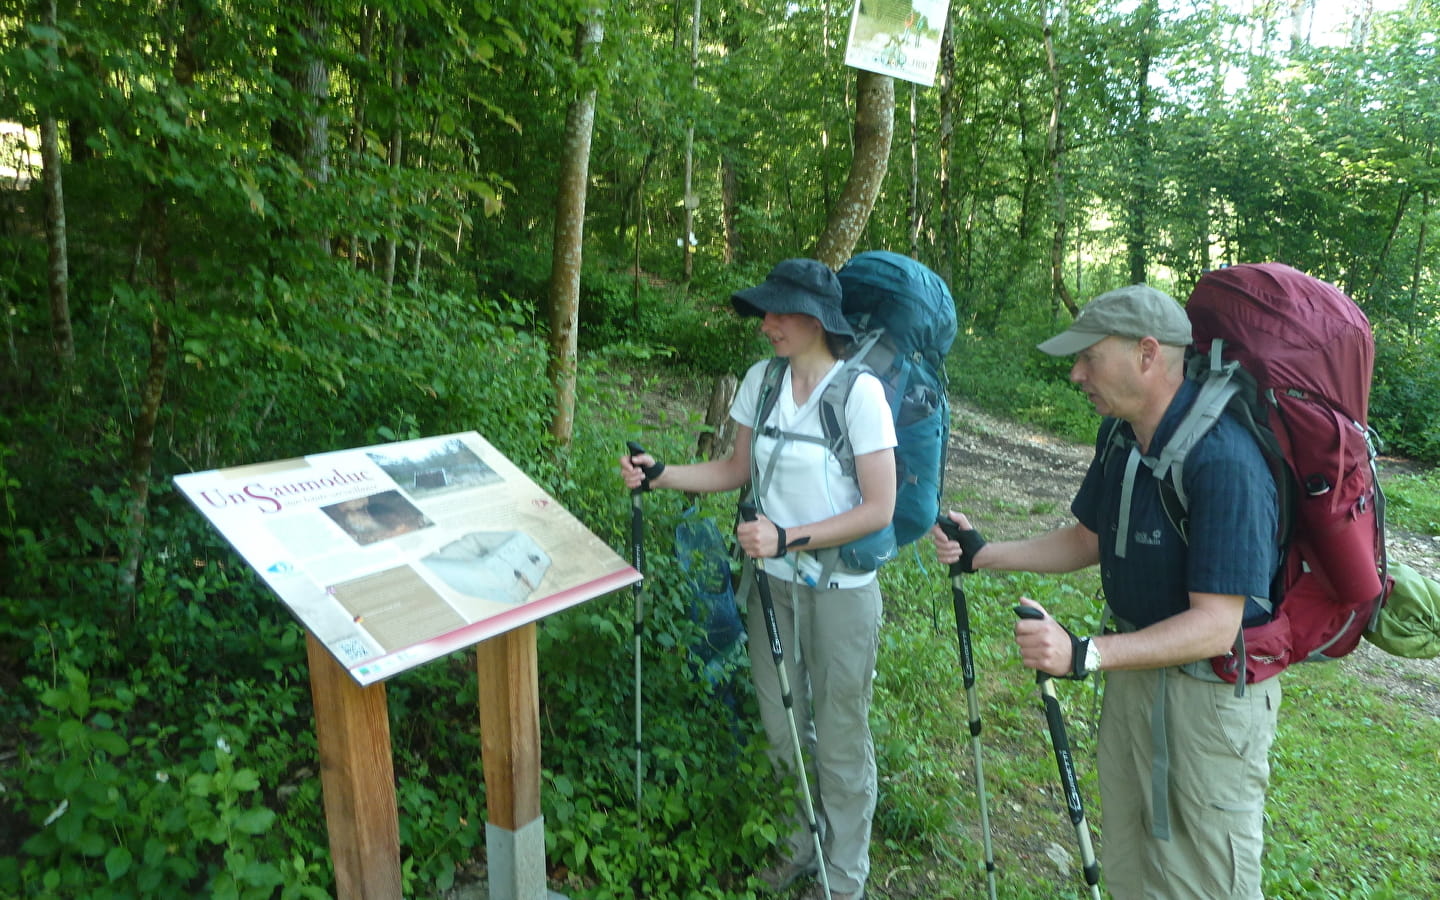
796,882 -> 865,900
758,856 -> 817,892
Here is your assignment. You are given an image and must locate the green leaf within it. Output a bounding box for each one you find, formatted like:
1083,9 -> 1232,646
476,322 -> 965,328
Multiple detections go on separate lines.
239,859 -> 283,888
233,807 -> 276,836
92,729 -> 129,757
105,846 -> 134,880
39,687 -> 71,713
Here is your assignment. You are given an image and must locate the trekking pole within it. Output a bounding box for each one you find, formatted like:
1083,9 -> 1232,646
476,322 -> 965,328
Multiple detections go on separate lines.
1013,605 -> 1102,900
625,441 -> 658,897
935,517 -> 998,900
739,501 -> 831,900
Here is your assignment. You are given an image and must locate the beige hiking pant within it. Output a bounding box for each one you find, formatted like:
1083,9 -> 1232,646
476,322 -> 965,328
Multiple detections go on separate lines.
1098,666 -> 1281,899
741,565 -> 882,897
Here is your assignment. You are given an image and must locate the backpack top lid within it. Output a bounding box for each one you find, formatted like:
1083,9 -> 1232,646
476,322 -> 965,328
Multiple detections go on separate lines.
836,250 -> 957,366
1186,263 -> 1374,424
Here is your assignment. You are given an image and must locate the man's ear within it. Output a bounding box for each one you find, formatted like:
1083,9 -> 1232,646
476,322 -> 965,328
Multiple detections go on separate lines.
1136,335 -> 1161,370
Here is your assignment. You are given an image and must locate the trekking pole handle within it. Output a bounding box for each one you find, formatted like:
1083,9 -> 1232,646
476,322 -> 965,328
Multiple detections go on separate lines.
936,514 -> 986,574
1014,605 -> 1053,685
1015,605 -> 1089,831
738,502 -> 785,663
738,502 -> 764,560
936,515 -> 965,577
937,516 -> 978,688
626,441 -> 664,493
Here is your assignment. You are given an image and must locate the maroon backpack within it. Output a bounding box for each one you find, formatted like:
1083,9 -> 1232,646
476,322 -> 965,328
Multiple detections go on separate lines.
1125,263 -> 1391,684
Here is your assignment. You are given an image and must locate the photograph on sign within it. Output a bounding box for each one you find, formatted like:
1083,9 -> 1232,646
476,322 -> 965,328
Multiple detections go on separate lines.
175,432 -> 640,685
843,0 -> 951,87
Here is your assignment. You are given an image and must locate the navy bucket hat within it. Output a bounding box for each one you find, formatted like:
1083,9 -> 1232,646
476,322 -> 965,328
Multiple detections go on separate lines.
731,259 -> 854,338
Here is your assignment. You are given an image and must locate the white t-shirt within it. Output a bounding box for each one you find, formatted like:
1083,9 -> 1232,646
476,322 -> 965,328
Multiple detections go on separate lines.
730,358 -> 897,587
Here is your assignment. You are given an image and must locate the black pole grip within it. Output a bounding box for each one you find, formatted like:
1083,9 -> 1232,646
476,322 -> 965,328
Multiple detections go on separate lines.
626,441 -> 666,494
1014,605 -> 1053,685
1041,685 -> 1085,826
737,502 -> 783,661
1017,606 -> 1087,827
936,514 -> 966,577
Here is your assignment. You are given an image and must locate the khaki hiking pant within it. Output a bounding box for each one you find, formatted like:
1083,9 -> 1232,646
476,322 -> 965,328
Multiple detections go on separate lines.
740,566 -> 882,897
1098,666 -> 1281,900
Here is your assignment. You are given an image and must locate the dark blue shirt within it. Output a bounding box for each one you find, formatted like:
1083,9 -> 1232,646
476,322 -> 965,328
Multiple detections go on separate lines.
1073,379 -> 1280,629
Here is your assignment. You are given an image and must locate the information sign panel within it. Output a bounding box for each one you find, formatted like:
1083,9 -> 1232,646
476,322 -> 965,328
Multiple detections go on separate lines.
176,432 -> 640,685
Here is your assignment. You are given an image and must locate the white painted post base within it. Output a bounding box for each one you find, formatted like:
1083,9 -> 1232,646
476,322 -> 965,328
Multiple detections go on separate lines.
485,818 -> 567,900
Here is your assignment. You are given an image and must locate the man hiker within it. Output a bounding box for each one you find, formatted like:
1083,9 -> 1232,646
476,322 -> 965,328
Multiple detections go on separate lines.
932,284 -> 1281,899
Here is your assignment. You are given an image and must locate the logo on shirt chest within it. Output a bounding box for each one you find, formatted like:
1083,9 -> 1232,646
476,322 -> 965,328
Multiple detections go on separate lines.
1133,528 -> 1164,546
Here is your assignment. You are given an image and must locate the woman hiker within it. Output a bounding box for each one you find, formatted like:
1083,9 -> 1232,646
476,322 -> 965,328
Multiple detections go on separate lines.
619,258 -> 894,900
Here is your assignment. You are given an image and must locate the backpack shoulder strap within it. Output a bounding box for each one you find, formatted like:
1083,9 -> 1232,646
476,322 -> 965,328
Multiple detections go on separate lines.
1100,417 -> 1154,560
1105,351 -> 1237,559
820,330 -> 887,465
755,357 -> 788,433
1155,343 -> 1243,513
749,355 -> 863,509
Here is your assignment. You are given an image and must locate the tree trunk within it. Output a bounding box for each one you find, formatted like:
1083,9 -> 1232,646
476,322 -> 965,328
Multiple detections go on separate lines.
720,152 -> 739,265
120,304 -> 171,625
1366,186 -> 1412,298
548,14 -> 604,448
40,0 -> 73,366
1125,1 -> 1158,286
382,20 -> 406,297
937,14 -> 955,282
680,0 -> 701,281
349,5 -> 378,269
907,83 -> 921,258
813,71 -> 894,269
270,0 -> 330,255
119,2 -> 202,623
1043,18 -> 1077,317
1408,189 -> 1430,336
300,0 -> 331,256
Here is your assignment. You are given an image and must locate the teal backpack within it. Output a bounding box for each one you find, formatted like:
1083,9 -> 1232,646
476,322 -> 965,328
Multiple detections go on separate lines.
750,251 -> 956,580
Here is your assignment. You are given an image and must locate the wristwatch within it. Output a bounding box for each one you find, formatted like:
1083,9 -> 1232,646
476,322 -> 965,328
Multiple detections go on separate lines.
1080,637 -> 1102,676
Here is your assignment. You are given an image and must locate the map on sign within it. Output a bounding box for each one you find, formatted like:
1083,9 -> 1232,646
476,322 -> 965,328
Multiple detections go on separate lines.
175,432 -> 640,685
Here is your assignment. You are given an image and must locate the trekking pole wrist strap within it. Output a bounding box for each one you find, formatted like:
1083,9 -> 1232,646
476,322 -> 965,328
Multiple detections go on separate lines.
770,524 -> 811,558
957,527 -> 987,573
627,441 -> 665,491
1065,629 -> 1093,681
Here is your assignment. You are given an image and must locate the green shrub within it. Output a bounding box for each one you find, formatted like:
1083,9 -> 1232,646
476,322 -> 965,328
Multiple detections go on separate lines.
1383,469 -> 1440,536
1371,325 -> 1440,465
949,330 -> 1096,443
11,664 -> 328,899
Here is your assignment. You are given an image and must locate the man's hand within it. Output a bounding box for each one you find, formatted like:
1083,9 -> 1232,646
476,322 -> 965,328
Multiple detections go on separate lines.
931,511 -> 987,572
1014,598 -> 1088,679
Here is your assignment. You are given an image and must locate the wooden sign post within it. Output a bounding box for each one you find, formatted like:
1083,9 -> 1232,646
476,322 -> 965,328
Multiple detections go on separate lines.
306,622 -> 569,900
177,433 -> 635,900
307,633 -> 403,899
477,623 -> 567,900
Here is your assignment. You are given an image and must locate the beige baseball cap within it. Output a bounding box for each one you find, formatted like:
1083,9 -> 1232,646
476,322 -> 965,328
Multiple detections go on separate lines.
1037,284 -> 1192,356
